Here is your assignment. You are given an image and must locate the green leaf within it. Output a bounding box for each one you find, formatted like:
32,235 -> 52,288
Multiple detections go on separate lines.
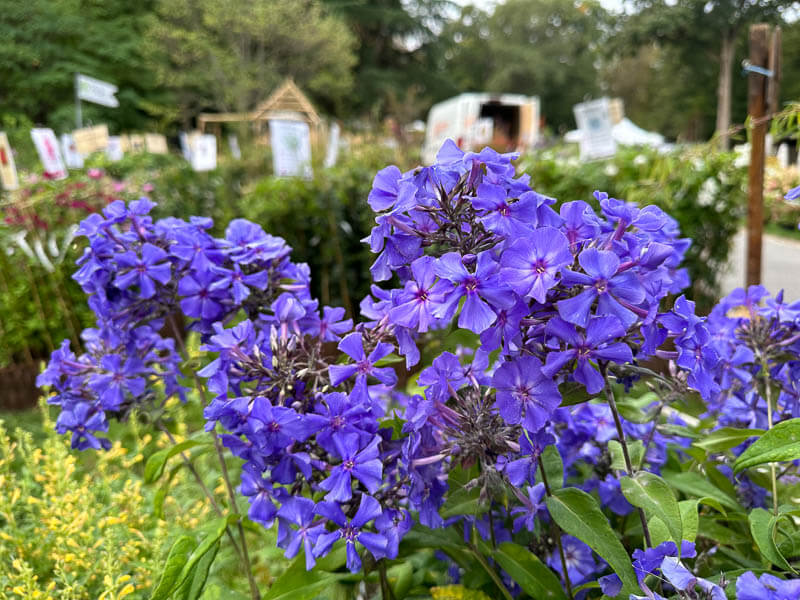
558,381 -> 591,407
149,536 -> 195,600
648,516 -> 671,547
620,472 -> 682,546
174,515 -> 238,591
539,445 -> 564,490
387,562 -> 414,599
263,547 -> 349,600
693,427 -> 764,453
440,464 -> 486,518
144,440 -> 209,484
491,542 -> 567,600
609,440 -> 644,471
616,392 -> 661,424
374,353 -> 405,367
679,500 -> 699,543
662,471 -> 740,510
546,487 -> 638,595
749,508 -> 796,572
176,540 -> 220,600
734,418 -> 800,474
379,410 -> 406,441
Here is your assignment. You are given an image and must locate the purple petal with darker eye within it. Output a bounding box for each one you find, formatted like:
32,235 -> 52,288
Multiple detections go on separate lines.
352,494 -> 383,527
434,252 -> 469,282
575,358 -> 604,394
557,288 -> 597,327
337,332 -> 366,361
579,247 -> 619,279
459,294 -> 496,334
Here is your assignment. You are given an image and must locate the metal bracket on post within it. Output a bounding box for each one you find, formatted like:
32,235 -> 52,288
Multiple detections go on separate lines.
741,60 -> 774,78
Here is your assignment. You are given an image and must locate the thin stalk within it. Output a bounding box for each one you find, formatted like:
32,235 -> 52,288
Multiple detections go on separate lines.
214,434 -> 261,600
600,363 -> 652,548
378,560 -> 397,600
158,423 -> 245,563
538,457 -> 575,600
760,355 -> 779,515
467,540 -> 514,600
167,315 -> 261,600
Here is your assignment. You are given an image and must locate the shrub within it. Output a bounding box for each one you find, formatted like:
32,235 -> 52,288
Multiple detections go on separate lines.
34,141 -> 800,600
517,145 -> 747,310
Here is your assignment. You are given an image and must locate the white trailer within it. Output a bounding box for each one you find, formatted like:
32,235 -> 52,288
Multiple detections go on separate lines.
422,93 -> 540,164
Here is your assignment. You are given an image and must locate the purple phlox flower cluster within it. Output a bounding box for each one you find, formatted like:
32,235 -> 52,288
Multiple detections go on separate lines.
38,199 -> 299,450
684,286 -> 800,437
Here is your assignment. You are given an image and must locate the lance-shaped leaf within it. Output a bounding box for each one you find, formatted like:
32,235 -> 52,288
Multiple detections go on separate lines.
620,472 -> 683,547
734,419 -> 800,474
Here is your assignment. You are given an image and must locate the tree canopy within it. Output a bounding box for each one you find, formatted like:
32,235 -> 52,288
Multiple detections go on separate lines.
2,0 -> 800,141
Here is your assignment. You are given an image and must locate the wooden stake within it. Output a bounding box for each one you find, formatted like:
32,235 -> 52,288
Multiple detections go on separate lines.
746,24 -> 771,287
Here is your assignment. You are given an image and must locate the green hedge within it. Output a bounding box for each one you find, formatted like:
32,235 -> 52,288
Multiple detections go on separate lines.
0,143 -> 745,370
517,145 -> 747,309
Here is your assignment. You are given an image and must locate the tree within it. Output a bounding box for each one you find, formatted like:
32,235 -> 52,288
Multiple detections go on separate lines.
322,0 -> 455,117
0,0 -> 165,132
438,0 -> 611,132
620,0 -> 793,148
144,0 -> 357,122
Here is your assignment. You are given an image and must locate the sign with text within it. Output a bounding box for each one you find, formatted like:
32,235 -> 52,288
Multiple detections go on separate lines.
72,124 -> 109,155
0,133 -> 19,190
145,133 -> 168,154
190,134 -> 217,172
106,136 -> 124,161
573,98 -> 617,161
31,128 -> 67,179
60,133 -> 84,169
76,74 -> 119,108
269,120 -> 312,178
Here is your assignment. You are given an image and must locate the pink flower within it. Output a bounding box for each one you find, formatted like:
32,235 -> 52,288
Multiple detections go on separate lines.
142,183 -> 154,193
87,168 -> 103,180
112,181 -> 125,193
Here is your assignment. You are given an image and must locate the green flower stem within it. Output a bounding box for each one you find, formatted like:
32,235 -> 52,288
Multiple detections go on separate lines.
168,316 -> 261,600
760,355 -> 779,515
538,456 -> 575,600
600,363 -> 652,548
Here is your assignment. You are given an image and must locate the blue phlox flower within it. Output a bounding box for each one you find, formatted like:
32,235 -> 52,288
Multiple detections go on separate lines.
319,433 -> 383,502
277,497 -> 326,570
492,355 -> 560,433
557,247 -> 646,328
314,494 -> 389,572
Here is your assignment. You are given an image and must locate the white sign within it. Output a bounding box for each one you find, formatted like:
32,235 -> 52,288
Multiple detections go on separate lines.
191,134 -> 217,172
0,133 -> 19,190
574,98 -> 617,161
106,136 -> 124,161
228,134 -> 241,160
269,120 -> 312,178
61,134 -> 84,169
31,128 -> 67,180
324,123 -> 340,168
76,74 -> 119,108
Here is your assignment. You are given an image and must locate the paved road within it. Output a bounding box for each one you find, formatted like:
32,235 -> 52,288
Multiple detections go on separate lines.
719,229 -> 800,302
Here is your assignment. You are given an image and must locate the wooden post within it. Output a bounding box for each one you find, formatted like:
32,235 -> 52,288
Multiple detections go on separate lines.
746,24 -> 771,287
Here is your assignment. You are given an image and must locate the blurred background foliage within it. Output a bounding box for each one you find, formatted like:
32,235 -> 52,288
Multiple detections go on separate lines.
1,0 -> 799,140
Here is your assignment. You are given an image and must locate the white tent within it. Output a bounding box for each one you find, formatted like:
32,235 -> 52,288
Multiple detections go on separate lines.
565,118 -> 668,150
